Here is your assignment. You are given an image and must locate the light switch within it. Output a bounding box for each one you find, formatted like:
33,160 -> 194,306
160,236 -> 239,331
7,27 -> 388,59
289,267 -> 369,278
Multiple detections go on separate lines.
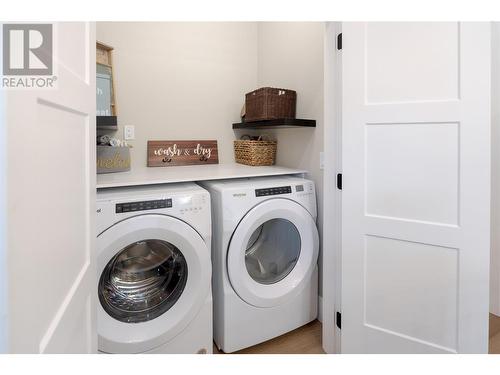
124,125 -> 135,140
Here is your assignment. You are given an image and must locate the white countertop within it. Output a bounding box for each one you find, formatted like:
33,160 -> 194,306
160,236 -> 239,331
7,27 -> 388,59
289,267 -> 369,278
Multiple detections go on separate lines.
96,163 -> 307,189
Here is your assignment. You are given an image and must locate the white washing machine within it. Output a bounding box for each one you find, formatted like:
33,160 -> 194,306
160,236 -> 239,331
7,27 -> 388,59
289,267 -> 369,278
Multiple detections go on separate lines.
200,176 -> 319,353
96,183 -> 212,354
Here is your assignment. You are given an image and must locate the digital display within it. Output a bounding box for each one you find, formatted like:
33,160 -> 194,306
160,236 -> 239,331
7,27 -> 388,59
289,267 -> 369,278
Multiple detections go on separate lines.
116,199 -> 172,213
255,186 -> 292,197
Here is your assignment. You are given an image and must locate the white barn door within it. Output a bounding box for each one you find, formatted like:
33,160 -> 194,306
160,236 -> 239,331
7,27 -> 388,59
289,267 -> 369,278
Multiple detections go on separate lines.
341,22 -> 491,353
4,22 -> 96,353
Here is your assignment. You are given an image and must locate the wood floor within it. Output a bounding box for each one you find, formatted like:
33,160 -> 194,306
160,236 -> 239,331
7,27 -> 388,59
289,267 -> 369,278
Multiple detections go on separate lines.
214,320 -> 324,354
490,314 -> 500,354
213,316 -> 500,354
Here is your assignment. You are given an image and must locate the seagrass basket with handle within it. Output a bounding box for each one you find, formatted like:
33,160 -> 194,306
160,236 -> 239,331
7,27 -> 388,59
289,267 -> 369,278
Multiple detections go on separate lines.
234,135 -> 277,166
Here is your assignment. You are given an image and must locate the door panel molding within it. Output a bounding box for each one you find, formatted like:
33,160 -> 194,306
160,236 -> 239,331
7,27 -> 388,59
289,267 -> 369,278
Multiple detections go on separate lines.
5,22 -> 96,353
341,22 -> 490,354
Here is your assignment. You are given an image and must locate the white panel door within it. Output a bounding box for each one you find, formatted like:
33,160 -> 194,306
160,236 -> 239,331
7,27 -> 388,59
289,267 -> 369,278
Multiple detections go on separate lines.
341,22 -> 491,353
4,22 -> 96,353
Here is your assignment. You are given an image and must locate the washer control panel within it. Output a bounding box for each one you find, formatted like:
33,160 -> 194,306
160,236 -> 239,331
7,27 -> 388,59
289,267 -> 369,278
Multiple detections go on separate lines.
255,186 -> 292,197
115,198 -> 172,213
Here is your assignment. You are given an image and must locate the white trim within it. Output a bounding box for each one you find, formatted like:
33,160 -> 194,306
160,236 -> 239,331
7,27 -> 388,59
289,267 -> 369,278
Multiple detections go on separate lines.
317,296 -> 323,322
491,22 -> 500,317
321,21 -> 343,354
0,22 -> 7,354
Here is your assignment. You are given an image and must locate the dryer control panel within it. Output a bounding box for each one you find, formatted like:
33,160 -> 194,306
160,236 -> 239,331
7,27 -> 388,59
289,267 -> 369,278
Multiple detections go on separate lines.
255,186 -> 292,197
115,198 -> 172,213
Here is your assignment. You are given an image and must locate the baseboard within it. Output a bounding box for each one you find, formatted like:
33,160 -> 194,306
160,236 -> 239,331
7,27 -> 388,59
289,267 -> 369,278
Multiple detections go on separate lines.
317,295 -> 323,323
491,307 -> 500,318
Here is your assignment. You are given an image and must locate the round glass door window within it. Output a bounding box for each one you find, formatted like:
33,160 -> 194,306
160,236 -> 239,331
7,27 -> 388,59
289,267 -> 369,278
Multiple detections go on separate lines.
244,218 -> 301,285
99,239 -> 188,323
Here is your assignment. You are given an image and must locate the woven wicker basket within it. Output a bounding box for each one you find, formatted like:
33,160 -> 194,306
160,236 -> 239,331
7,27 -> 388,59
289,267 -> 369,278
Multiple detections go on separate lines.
234,136 -> 277,166
245,87 -> 296,122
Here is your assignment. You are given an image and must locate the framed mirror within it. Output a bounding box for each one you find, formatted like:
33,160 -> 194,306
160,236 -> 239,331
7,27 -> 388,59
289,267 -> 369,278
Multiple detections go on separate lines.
97,63 -> 113,116
96,41 -> 117,129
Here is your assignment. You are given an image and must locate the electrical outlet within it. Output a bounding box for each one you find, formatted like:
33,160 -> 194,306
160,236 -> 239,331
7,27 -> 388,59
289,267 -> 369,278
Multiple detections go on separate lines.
320,152 -> 325,170
124,125 -> 135,140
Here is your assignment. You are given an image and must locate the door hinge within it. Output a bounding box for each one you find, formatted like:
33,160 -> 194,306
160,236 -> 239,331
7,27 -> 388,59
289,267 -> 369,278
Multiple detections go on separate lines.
337,33 -> 342,50
336,311 -> 342,329
337,173 -> 342,190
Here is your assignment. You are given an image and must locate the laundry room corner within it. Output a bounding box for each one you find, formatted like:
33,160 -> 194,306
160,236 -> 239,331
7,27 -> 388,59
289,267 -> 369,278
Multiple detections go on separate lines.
95,22 -> 326,321
253,22 -> 325,320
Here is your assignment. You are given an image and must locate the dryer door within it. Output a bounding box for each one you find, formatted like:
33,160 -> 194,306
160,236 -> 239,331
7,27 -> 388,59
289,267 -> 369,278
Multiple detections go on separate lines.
227,198 -> 319,308
97,214 -> 210,353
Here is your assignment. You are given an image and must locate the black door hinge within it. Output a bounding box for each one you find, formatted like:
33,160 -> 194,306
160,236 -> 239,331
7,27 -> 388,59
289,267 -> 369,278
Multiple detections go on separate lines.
337,173 -> 342,190
337,33 -> 342,50
336,311 -> 342,329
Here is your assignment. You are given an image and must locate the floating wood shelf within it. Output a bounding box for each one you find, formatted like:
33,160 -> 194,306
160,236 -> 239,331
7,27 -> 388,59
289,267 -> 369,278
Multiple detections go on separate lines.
97,115 -> 118,130
232,118 -> 316,129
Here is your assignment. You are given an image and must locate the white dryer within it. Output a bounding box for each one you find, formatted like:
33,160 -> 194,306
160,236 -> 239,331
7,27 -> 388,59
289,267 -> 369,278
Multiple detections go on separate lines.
96,183 -> 212,354
200,176 -> 319,353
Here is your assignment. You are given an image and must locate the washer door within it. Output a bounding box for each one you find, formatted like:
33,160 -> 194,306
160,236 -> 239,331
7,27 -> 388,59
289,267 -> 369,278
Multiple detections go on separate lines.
97,214 -> 210,353
227,199 -> 319,308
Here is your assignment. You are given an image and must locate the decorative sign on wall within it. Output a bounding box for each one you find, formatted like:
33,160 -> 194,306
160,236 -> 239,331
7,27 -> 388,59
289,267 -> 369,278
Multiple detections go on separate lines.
147,140 -> 219,167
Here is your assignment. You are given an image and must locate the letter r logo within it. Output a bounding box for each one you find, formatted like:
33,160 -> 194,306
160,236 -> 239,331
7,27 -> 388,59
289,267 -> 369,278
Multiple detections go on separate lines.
3,24 -> 53,75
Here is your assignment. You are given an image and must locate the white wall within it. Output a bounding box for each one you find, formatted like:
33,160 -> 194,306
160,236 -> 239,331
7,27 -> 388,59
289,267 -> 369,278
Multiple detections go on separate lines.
253,22 -> 325,298
96,22 -> 258,170
491,22 -> 500,317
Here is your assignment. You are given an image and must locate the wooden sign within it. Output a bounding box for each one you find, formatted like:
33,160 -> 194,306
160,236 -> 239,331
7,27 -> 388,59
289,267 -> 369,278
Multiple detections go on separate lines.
147,140 -> 219,167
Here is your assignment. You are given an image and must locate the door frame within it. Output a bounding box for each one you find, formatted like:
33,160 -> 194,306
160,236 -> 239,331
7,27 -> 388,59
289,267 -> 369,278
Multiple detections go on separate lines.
0,42 -> 6,353
322,21 -> 343,354
491,22 -> 500,318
